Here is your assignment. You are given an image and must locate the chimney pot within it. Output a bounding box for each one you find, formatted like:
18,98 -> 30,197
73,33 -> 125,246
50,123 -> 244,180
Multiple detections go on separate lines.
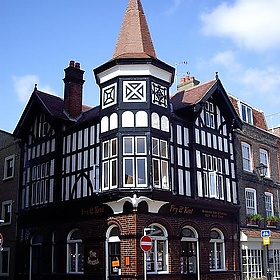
63,61 -> 85,119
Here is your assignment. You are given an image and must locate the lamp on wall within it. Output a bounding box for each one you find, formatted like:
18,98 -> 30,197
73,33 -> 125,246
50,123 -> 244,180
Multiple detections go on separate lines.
256,162 -> 268,179
256,163 -> 271,280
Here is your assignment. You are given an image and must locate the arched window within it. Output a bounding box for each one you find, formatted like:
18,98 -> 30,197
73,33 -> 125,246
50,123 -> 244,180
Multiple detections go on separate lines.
136,111 -> 148,127
110,113 -> 118,130
106,225 -> 121,278
151,112 -> 160,129
122,111 -> 134,127
146,224 -> 168,273
101,116 -> 109,133
30,234 -> 44,277
209,229 -> 225,271
181,227 -> 199,277
161,116 -> 169,132
67,229 -> 84,273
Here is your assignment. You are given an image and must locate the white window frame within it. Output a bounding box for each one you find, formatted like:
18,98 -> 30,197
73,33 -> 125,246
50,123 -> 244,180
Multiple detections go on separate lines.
147,224 -> 169,274
152,138 -> 169,190
205,101 -> 215,129
240,102 -> 253,124
123,136 -> 147,188
265,192 -> 274,217
242,248 -> 263,279
66,229 -> 84,274
245,188 -> 257,215
202,154 -> 224,200
209,229 -> 225,271
106,225 -> 121,279
102,138 -> 118,190
260,148 -> 270,177
1,200 -> 12,225
241,142 -> 252,172
3,155 -> 15,180
180,227 -> 200,277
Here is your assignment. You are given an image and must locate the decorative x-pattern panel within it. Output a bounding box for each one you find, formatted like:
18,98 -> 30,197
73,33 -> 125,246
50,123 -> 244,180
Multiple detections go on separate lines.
151,82 -> 167,108
102,83 -> 117,109
123,81 -> 146,102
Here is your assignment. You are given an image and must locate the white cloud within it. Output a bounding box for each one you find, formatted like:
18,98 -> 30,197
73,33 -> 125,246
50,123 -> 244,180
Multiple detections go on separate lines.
210,51 -> 280,105
211,50 -> 241,71
13,75 -> 38,103
165,0 -> 184,15
13,75 -> 57,104
200,0 -> 280,52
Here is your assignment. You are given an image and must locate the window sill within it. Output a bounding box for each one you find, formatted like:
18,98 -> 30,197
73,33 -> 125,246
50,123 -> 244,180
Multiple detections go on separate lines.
210,269 -> 226,272
2,176 -> 14,181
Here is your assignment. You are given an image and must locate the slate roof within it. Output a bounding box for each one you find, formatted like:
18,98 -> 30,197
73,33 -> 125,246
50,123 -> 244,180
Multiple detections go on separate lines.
14,89 -> 99,137
113,0 -> 156,60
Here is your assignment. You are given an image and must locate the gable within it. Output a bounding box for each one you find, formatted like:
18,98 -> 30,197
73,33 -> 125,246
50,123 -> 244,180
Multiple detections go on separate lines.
171,79 -> 242,130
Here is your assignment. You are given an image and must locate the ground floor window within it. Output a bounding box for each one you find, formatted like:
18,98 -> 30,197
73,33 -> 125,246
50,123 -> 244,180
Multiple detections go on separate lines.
146,224 -> 168,273
30,234 -> 44,277
242,249 -> 263,279
67,229 -> 84,273
270,249 -> 280,278
0,247 -> 10,275
181,227 -> 199,276
209,229 -> 225,271
106,225 -> 121,278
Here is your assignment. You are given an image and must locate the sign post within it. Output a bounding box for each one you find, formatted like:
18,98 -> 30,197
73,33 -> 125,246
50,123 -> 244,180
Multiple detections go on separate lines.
140,235 -> 152,280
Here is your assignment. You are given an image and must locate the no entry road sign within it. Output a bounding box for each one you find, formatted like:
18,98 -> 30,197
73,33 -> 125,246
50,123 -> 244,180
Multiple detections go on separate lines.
140,235 -> 152,252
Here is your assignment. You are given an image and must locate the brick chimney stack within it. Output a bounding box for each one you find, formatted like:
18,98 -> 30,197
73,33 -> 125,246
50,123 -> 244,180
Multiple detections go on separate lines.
177,75 -> 200,91
63,60 -> 85,119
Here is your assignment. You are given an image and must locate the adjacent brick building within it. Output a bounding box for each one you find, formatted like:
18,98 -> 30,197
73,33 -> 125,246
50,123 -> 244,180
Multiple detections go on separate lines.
0,130 -> 20,279
230,95 -> 280,279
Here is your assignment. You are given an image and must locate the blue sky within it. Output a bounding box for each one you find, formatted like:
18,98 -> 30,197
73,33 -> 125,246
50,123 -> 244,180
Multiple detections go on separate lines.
1,0 -> 280,133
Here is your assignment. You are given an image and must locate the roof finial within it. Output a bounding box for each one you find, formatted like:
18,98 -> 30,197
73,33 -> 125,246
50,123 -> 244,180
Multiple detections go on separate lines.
215,72 -> 219,80
34,83 -> 38,90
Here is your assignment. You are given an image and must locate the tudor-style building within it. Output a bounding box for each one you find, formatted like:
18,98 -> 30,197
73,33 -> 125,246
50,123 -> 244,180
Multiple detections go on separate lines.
14,1 -> 242,280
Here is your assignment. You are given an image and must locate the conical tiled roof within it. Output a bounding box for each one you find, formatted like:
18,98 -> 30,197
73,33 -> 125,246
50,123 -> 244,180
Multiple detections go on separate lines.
113,0 -> 157,59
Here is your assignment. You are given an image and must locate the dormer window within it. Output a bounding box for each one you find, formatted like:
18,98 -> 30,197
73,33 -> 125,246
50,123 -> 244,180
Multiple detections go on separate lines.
240,102 -> 253,125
